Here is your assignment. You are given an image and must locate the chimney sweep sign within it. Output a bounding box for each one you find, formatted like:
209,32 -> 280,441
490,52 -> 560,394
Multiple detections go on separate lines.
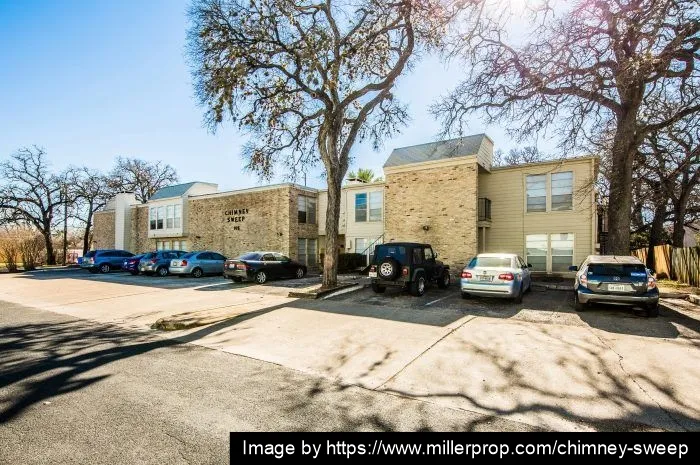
224,208 -> 248,225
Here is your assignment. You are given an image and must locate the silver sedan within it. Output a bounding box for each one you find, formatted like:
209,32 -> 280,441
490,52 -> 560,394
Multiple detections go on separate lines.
169,251 -> 227,278
460,253 -> 532,303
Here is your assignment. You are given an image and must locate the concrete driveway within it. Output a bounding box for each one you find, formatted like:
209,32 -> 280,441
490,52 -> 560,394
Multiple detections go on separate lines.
1,269 -> 699,431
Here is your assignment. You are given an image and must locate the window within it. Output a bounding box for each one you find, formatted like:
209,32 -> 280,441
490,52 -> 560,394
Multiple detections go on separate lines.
550,233 -> 574,272
211,253 -> 227,261
149,208 -> 157,230
297,196 -> 316,224
297,238 -> 317,266
413,248 -> 424,264
174,205 -> 182,228
273,253 -> 290,261
468,256 -> 512,268
157,207 -> 164,229
166,205 -> 174,228
355,238 -> 367,254
551,172 -> 573,211
355,193 -> 367,222
369,192 -> 382,221
424,247 -> 435,261
374,245 -> 407,263
526,175 -> 547,212
526,234 -> 548,272
262,253 -> 275,261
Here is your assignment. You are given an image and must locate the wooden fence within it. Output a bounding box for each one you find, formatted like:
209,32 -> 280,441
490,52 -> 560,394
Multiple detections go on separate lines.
632,245 -> 700,287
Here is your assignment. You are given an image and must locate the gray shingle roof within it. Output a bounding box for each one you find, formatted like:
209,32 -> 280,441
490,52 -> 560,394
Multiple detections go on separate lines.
384,134 -> 487,168
149,182 -> 199,201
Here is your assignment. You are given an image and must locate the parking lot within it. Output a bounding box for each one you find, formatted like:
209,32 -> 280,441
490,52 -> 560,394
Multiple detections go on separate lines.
2,268 -> 699,431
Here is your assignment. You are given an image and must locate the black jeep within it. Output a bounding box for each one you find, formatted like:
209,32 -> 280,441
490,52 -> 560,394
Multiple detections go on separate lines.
368,242 -> 450,296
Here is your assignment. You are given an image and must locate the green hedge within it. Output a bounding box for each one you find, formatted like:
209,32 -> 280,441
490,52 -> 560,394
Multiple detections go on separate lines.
338,253 -> 366,272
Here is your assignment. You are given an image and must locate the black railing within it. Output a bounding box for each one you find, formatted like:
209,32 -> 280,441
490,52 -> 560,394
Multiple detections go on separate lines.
478,197 -> 492,221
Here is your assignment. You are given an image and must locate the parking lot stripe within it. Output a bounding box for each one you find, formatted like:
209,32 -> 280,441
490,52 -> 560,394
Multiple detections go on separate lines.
425,296 -> 451,306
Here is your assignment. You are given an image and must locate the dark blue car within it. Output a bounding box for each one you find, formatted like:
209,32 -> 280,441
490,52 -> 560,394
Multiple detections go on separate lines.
122,254 -> 145,275
81,249 -> 134,274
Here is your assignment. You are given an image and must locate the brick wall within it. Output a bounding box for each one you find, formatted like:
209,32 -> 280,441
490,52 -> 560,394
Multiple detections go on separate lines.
92,211 -> 115,249
384,161 -> 479,271
129,206 -> 151,253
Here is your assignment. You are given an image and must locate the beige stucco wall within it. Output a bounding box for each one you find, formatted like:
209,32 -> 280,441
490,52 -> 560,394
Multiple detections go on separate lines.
92,211 -> 115,249
384,160 -> 479,270
478,157 -> 597,272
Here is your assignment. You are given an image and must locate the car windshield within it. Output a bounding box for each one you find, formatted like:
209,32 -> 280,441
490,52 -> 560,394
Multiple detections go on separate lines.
238,253 -> 260,260
182,252 -> 197,259
588,264 -> 646,276
469,257 -> 512,268
375,245 -> 407,262
84,251 -> 96,258
142,252 -> 156,259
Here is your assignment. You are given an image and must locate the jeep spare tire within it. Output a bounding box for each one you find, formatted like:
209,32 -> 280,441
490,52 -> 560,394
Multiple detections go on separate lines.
378,258 -> 399,280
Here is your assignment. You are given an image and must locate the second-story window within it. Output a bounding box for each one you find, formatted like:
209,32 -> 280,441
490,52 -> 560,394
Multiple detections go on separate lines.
150,204 -> 182,230
355,192 -> 382,222
551,172 -> 573,211
298,195 -> 316,224
526,174 -> 547,212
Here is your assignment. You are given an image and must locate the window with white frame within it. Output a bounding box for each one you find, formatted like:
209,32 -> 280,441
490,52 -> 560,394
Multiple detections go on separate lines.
550,233 -> 574,272
355,191 -> 382,222
551,172 -> 573,211
526,175 -> 547,212
298,196 -> 316,224
149,204 -> 182,230
526,233 -> 574,272
525,234 -> 548,272
354,238 -> 367,254
166,205 -> 174,228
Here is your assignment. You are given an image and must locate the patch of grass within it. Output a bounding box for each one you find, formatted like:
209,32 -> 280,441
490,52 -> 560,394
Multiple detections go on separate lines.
657,279 -> 700,295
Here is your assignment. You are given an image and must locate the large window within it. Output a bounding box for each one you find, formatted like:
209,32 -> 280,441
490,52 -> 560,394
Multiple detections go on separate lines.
355,191 -> 382,222
297,238 -> 317,266
525,234 -> 548,272
526,175 -> 547,212
550,233 -> 574,272
526,233 -> 574,272
150,204 -> 182,230
298,196 -> 316,224
551,172 -> 573,211
354,238 -> 367,254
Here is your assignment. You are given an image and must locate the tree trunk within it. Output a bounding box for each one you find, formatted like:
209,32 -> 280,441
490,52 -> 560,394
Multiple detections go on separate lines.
322,173 -> 342,289
44,231 -> 56,265
646,201 -> 666,269
606,111 -> 639,255
672,202 -> 687,247
83,210 -> 93,255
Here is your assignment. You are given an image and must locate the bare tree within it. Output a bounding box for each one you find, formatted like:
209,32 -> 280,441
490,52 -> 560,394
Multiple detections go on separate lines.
434,0 -> 700,254
493,146 -> 549,166
108,157 -> 178,203
0,147 -> 65,265
187,0 -> 461,287
68,167 -> 114,254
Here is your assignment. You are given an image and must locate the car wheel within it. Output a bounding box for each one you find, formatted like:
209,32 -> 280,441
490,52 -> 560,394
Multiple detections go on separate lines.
377,258 -> 399,280
371,282 -> 386,293
574,292 -> 586,312
99,263 -> 110,274
646,302 -> 659,318
157,266 -> 168,277
255,270 -> 267,284
295,267 -> 306,279
410,273 -> 426,297
437,270 -> 450,289
461,292 -> 470,299
514,284 -> 523,304
191,267 -> 203,278
129,271 -> 139,276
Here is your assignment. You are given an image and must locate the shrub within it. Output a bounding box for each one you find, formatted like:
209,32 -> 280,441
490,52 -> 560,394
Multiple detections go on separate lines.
337,253 -> 366,272
0,236 -> 20,272
19,234 -> 45,270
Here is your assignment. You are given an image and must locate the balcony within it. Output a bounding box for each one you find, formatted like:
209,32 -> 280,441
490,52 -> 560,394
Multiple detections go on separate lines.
478,197 -> 492,226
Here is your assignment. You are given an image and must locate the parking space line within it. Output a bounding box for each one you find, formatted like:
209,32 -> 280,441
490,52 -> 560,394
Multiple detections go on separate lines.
425,295 -> 451,306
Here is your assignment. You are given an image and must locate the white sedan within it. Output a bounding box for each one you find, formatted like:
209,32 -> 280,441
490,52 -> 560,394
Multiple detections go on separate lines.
460,253 -> 532,303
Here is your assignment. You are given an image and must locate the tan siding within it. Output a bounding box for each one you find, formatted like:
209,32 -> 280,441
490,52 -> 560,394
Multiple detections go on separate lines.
477,138 -> 493,171
479,158 -> 596,271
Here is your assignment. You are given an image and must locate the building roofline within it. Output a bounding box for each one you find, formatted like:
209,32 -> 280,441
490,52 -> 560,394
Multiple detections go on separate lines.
489,155 -> 599,172
317,180 -> 386,193
390,133 -> 492,152
187,182 -> 318,200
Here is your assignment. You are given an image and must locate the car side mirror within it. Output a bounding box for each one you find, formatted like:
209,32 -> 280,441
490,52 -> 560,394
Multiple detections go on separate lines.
568,265 -> 578,272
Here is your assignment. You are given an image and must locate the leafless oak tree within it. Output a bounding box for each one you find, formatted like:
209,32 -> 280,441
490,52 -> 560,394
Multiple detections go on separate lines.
187,0 -> 465,287
435,0 -> 699,254
108,157 -> 178,203
68,167 -> 115,254
0,147 -> 66,265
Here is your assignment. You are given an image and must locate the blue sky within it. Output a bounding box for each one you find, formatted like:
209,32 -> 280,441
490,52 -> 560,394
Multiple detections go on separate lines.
0,0 -> 555,191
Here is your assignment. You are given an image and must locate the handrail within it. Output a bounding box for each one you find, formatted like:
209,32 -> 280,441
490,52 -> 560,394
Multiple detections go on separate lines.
360,233 -> 385,257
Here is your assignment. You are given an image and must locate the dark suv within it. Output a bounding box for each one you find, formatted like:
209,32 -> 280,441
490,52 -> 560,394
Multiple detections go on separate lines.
81,249 -> 134,274
369,242 -> 450,296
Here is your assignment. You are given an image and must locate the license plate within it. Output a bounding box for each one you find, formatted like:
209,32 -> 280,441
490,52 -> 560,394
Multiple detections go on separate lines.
228,264 -> 236,269
171,260 -> 179,266
478,275 -> 492,281
608,284 -> 627,292
369,271 -> 377,278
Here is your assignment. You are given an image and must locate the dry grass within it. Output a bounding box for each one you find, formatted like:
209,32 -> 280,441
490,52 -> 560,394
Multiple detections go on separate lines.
657,279 -> 700,295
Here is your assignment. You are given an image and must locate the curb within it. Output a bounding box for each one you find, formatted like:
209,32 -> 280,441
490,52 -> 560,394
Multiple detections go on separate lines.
288,282 -> 359,299
689,294 -> 700,305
